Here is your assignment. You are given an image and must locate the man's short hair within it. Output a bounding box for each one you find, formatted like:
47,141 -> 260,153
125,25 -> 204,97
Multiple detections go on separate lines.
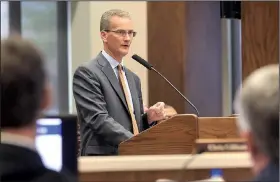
1,35 -> 46,128
100,9 -> 131,31
234,64 -> 279,161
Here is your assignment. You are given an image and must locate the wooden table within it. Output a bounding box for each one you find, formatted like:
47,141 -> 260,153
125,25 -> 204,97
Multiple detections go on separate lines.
79,152 -> 253,182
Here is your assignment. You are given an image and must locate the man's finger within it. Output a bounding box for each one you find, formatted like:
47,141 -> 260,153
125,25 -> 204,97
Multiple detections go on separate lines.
155,102 -> 164,107
155,102 -> 165,110
149,105 -> 157,111
154,108 -> 161,114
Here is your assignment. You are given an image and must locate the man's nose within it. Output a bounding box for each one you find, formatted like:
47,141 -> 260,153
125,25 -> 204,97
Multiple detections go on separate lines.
124,33 -> 131,41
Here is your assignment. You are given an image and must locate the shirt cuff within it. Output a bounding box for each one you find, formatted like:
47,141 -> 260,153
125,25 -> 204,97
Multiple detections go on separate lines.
149,121 -> 157,127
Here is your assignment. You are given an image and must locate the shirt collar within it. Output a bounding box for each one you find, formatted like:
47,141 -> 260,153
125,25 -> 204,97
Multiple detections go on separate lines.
101,50 -> 124,70
1,131 -> 36,151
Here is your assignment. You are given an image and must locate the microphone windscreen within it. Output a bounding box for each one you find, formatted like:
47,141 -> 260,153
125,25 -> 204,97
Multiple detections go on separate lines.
132,54 -> 153,70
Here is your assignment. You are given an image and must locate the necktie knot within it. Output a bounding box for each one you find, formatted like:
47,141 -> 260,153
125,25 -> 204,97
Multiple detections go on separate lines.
117,64 -> 123,71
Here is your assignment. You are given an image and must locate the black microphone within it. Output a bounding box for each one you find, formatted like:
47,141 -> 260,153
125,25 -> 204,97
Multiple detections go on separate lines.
132,54 -> 153,70
156,148 -> 206,182
176,149 -> 205,182
132,54 -> 199,116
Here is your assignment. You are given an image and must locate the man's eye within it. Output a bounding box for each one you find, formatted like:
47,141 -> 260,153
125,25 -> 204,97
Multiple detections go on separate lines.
118,30 -> 126,34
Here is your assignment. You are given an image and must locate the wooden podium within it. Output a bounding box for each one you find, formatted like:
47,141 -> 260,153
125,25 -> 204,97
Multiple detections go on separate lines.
118,114 -> 198,155
80,116 -> 250,182
118,115 -> 239,155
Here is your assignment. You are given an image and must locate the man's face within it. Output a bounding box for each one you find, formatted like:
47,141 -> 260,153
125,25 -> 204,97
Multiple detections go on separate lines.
101,16 -> 135,59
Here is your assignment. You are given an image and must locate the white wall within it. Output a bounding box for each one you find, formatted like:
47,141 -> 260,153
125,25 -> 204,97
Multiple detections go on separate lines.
70,1 -> 148,113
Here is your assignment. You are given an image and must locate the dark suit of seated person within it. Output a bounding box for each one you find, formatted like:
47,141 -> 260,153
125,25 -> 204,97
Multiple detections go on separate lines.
234,64 -> 279,182
0,36 -> 76,182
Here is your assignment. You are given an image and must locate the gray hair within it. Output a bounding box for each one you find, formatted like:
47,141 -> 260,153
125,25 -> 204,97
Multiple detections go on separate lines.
100,9 -> 131,31
234,64 -> 279,161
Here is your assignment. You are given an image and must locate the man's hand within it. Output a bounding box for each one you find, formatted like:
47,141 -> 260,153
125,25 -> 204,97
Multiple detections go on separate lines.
146,102 -> 166,124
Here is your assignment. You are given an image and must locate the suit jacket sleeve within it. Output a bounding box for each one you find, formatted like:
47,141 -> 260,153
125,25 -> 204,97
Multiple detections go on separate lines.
134,75 -> 150,130
73,67 -> 134,146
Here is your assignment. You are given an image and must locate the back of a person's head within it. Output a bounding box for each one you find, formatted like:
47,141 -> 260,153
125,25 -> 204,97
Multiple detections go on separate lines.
1,35 -> 47,129
234,64 -> 279,162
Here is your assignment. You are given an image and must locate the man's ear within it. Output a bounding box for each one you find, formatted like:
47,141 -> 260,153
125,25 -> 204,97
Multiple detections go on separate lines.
241,131 -> 257,155
100,31 -> 108,43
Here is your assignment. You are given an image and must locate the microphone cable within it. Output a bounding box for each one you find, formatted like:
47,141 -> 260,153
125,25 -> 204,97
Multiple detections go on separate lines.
175,149 -> 205,182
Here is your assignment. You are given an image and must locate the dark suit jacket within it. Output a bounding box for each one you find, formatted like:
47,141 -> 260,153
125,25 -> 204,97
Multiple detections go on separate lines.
253,161 -> 279,182
0,143 -> 75,182
73,52 -> 149,156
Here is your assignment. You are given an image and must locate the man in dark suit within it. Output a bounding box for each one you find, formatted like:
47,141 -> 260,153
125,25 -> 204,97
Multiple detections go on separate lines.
73,9 -> 166,156
0,36 -> 75,182
234,64 -> 279,182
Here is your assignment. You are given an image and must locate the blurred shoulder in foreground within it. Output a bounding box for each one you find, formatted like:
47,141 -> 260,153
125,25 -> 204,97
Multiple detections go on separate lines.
0,35 -> 77,182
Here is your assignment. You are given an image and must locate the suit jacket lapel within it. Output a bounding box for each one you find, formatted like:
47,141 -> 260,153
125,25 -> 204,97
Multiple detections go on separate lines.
98,53 -> 129,112
124,68 -> 141,128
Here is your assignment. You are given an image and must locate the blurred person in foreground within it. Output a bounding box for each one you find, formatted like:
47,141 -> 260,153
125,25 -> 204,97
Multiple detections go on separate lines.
0,36 -> 75,182
73,9 -> 166,156
234,64 -> 279,182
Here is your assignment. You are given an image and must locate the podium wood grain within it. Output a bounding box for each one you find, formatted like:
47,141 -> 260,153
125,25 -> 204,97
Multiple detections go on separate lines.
80,169 -> 252,182
118,115 -> 198,155
198,117 -> 239,139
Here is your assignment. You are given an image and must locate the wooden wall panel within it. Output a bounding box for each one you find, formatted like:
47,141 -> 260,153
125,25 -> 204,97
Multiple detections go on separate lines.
147,2 -> 187,114
242,1 -> 279,79
147,2 -> 222,116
